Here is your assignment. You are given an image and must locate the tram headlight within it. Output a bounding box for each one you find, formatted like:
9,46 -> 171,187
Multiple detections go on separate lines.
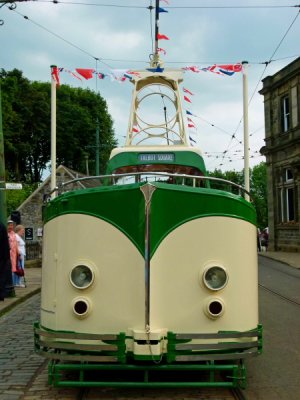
203,266 -> 228,291
70,265 -> 94,289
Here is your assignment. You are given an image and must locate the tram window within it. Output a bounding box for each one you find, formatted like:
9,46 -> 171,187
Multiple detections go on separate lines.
112,164 -> 204,186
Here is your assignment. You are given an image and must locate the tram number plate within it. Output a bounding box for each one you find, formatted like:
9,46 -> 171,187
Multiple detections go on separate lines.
138,153 -> 175,162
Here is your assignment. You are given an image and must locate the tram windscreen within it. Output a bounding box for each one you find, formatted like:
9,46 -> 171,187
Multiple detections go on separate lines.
112,164 -> 204,186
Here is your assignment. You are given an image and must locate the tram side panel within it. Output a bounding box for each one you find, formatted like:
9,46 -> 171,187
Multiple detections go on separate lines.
150,216 -> 258,333
41,213 -> 145,334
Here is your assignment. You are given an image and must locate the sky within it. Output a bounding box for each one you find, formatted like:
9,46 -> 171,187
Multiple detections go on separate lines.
1,0 -> 300,173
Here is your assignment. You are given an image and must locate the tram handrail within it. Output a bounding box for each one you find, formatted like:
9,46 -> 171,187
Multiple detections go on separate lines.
47,172 -> 251,200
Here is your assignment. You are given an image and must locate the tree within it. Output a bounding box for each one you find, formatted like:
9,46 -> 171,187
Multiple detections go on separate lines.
209,163 -> 268,228
250,162 -> 268,229
6,184 -> 38,218
0,69 -> 116,183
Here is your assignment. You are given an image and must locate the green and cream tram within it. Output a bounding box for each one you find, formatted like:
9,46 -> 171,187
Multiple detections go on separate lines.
34,63 -> 262,389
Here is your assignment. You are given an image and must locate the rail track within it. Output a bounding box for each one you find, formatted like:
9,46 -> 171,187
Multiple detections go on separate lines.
259,283 -> 300,307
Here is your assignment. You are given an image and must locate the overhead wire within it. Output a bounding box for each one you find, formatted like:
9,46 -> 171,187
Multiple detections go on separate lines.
8,6 -> 114,69
16,1 -> 300,9
4,1 -> 300,168
213,7 -> 300,170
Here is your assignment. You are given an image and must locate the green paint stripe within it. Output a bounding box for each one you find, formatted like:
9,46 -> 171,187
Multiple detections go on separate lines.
43,183 -> 146,256
43,182 -> 256,259
150,183 -> 256,256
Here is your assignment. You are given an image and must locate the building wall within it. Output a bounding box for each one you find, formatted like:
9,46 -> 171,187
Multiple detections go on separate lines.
260,58 -> 300,252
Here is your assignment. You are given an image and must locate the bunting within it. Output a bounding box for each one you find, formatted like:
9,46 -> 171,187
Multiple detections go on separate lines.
183,87 -> 194,96
184,95 -> 192,103
183,63 -> 243,76
157,33 -> 169,40
157,47 -> 166,55
51,66 -> 60,86
50,61 -> 244,87
75,68 -> 95,80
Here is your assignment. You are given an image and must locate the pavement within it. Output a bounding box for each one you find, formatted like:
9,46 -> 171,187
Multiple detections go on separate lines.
258,250 -> 300,269
0,251 -> 299,317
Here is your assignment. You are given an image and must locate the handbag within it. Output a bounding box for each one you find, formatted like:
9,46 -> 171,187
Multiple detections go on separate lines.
15,257 -> 24,277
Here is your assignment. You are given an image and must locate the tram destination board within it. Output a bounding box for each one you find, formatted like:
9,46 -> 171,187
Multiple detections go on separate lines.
138,153 -> 175,162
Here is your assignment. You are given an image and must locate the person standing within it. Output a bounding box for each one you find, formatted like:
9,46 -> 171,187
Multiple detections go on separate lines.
15,225 -> 26,288
0,222 -> 11,301
7,220 -> 20,287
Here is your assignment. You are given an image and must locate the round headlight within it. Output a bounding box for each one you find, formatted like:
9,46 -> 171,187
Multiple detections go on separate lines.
70,265 -> 94,289
203,266 -> 228,291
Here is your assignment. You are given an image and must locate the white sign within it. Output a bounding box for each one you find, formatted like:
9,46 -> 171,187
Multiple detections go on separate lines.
5,183 -> 23,190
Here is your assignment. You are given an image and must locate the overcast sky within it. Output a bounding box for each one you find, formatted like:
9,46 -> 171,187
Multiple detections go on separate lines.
1,0 -> 300,173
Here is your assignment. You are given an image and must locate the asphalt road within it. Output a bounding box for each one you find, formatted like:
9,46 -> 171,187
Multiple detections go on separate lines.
244,256 -> 300,400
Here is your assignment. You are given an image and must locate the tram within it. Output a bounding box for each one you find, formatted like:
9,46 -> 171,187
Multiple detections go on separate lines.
34,6 -> 262,390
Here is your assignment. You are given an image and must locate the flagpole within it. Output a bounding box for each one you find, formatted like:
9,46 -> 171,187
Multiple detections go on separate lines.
154,0 -> 160,56
50,65 -> 57,198
242,61 -> 250,202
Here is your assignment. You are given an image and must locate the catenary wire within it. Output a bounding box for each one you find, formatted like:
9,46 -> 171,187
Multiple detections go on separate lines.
16,1 -> 300,9
4,1 -> 299,168
214,8 -> 300,170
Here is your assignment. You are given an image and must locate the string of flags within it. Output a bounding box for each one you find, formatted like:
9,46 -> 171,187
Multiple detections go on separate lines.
51,62 -> 244,87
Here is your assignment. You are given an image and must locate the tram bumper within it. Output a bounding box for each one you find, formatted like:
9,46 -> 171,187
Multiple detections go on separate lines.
34,322 -> 262,388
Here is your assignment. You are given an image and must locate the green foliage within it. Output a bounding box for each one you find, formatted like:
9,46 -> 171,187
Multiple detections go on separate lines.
250,162 -> 268,229
209,163 -> 268,228
0,69 -> 116,183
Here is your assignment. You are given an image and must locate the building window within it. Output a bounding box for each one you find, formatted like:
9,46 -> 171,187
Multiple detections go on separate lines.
278,168 -> 296,222
286,168 -> 293,182
281,95 -> 290,132
286,187 -> 295,221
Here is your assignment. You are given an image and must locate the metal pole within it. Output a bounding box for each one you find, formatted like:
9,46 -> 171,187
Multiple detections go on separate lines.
154,0 -> 160,56
50,65 -> 57,197
242,61 -> 250,202
0,83 -> 7,225
95,118 -> 100,175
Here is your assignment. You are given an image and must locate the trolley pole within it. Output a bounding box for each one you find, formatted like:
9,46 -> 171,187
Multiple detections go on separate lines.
0,83 -> 7,225
50,65 -> 57,197
242,61 -> 250,202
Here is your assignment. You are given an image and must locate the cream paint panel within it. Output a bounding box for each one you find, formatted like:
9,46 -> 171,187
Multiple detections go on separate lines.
150,217 -> 258,333
40,221 -> 58,327
41,214 -> 145,333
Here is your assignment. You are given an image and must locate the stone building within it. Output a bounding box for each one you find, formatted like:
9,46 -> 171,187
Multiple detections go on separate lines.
260,57 -> 300,252
15,165 -> 92,259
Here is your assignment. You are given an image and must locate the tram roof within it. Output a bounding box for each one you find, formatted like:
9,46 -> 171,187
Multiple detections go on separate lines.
106,146 -> 207,175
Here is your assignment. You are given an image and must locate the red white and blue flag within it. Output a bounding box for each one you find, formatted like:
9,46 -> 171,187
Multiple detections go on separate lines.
183,88 -> 194,96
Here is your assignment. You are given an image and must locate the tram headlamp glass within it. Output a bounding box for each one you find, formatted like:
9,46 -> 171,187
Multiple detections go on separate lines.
203,266 -> 228,290
70,265 -> 94,289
